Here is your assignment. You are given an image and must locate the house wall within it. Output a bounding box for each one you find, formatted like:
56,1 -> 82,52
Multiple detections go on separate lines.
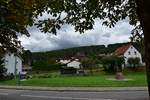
4,53 -> 22,74
67,61 -> 81,69
124,45 -> 142,64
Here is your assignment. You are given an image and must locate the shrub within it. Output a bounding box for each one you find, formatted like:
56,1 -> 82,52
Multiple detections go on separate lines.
100,55 -> 124,73
32,61 -> 63,71
60,67 -> 77,74
127,57 -> 140,69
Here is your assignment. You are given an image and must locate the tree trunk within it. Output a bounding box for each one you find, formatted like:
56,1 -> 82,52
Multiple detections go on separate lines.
135,0 -> 150,97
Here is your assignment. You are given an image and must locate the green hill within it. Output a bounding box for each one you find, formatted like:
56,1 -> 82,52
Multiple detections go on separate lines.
30,42 -> 138,62
22,42 -> 143,64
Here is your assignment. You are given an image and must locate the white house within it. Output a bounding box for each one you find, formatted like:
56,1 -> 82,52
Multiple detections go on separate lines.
67,60 -> 81,69
59,59 -> 81,69
3,52 -> 22,74
115,44 -> 143,65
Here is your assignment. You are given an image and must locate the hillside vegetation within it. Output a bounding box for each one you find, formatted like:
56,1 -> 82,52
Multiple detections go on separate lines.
30,42 -> 140,61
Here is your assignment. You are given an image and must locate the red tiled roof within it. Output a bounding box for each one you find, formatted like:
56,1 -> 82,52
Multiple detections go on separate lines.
115,44 -> 131,55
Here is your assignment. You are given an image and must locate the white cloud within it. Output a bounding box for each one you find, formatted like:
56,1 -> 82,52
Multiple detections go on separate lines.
19,19 -> 134,52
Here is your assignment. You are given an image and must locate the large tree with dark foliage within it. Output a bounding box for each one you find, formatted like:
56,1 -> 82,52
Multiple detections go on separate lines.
0,0 -> 150,96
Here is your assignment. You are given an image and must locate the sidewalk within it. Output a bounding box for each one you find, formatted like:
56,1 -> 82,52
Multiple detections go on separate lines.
0,85 -> 148,92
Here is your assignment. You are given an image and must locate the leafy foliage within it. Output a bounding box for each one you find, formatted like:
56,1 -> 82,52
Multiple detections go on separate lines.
32,60 -> 63,71
22,50 -> 32,65
81,57 -> 95,69
127,57 -> 140,68
0,0 -> 36,51
100,55 -> 124,73
34,0 -> 139,33
60,67 -> 77,75
0,56 -> 7,81
0,0 -> 141,52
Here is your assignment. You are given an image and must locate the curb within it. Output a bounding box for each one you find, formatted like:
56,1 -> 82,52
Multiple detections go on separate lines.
0,85 -> 148,92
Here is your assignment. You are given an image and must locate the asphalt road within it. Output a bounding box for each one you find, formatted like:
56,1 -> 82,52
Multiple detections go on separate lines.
0,89 -> 149,100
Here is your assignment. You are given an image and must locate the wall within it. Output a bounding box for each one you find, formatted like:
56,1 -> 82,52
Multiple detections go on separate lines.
67,61 -> 81,69
4,53 -> 22,74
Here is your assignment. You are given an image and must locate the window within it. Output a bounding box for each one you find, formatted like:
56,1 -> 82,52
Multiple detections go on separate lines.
134,51 -> 137,55
128,51 -> 131,55
8,53 -> 11,56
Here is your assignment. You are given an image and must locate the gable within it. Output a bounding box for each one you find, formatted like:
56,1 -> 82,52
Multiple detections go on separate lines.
124,45 -> 141,57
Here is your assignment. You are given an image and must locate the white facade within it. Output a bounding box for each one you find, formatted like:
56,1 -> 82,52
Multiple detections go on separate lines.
123,45 -> 142,64
4,53 -> 22,74
60,60 -> 70,64
67,60 -> 81,69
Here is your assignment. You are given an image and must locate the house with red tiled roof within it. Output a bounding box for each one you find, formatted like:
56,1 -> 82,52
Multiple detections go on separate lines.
115,44 -> 143,65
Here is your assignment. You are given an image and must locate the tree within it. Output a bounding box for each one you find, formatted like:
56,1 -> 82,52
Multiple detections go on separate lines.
0,0 -> 51,51
115,56 -> 125,72
1,0 -> 150,96
22,50 -> 32,65
81,57 -> 96,74
101,55 -> 116,73
0,56 -> 7,81
101,55 -> 124,73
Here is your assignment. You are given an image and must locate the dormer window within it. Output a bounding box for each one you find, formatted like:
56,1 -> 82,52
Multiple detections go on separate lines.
128,51 -> 131,55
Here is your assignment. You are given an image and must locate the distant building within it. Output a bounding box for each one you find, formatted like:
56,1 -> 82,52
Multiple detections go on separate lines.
67,59 -> 81,69
59,59 -> 70,64
115,44 -> 143,65
59,59 -> 81,69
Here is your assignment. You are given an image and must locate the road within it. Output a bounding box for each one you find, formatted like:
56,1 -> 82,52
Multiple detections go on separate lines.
0,89 -> 148,100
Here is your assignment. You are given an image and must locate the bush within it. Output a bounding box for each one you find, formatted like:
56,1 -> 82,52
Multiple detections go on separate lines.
100,55 -> 124,73
127,57 -> 140,69
33,74 -> 52,78
6,73 -> 14,80
60,67 -> 77,74
32,61 -> 63,71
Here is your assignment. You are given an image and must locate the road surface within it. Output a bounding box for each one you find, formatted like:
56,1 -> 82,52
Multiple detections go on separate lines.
0,89 -> 148,100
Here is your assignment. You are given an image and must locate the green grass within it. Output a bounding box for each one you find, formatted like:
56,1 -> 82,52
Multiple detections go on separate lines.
0,71 -> 147,87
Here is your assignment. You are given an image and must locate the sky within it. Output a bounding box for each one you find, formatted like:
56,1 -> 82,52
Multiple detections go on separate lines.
19,19 -> 134,52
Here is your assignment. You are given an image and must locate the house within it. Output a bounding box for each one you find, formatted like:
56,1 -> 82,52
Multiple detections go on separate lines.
115,44 -> 143,65
3,52 -> 22,75
59,59 -> 81,69
67,59 -> 81,69
0,47 -> 23,75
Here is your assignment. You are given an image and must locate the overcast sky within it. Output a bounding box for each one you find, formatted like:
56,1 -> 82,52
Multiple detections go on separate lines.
19,19 -> 134,52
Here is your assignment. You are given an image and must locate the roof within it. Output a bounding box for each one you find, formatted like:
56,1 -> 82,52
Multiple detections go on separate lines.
115,44 -> 131,55
66,59 -> 80,64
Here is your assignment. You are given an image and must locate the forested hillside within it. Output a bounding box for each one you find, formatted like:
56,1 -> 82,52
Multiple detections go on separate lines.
31,45 -> 106,62
24,42 -> 141,63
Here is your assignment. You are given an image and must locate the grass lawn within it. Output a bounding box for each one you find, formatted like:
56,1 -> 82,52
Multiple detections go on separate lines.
0,71 -> 147,87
